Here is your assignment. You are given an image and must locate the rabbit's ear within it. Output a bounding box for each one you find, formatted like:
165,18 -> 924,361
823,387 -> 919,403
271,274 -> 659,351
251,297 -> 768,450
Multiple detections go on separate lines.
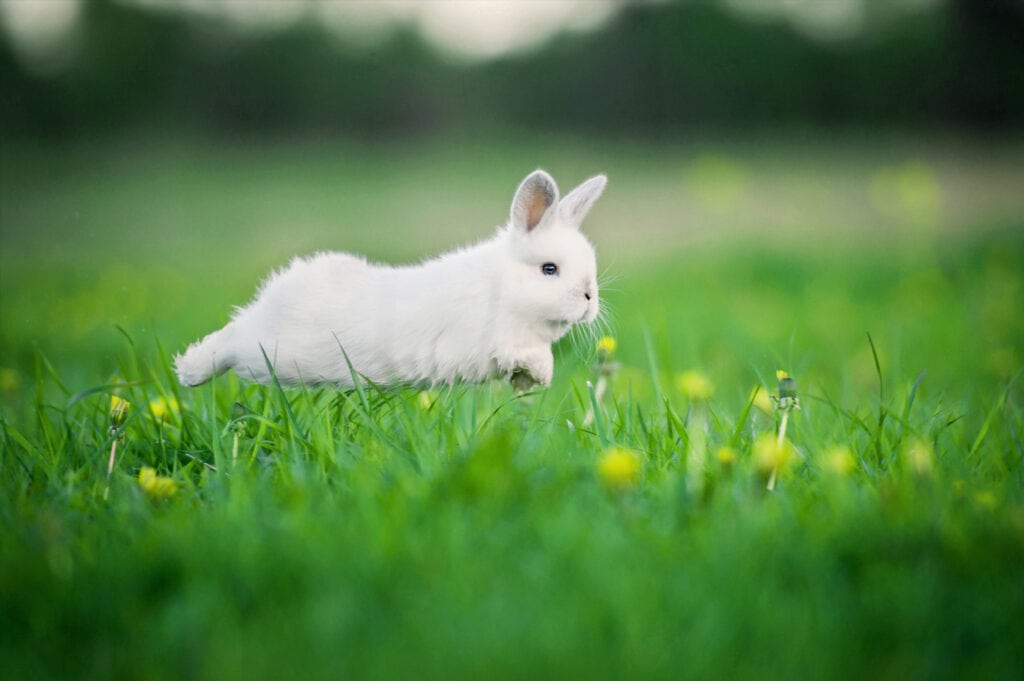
559,174 -> 607,230
511,170 -> 560,233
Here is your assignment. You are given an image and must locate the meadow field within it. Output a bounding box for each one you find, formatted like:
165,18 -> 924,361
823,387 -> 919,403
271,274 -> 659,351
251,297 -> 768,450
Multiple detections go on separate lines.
1,133 -> 1023,679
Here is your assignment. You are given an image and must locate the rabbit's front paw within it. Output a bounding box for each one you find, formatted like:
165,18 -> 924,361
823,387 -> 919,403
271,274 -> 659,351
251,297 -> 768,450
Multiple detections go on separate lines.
510,348 -> 553,391
510,369 -> 535,393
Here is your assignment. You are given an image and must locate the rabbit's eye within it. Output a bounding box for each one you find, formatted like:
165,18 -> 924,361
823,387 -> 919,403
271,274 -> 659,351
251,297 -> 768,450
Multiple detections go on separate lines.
541,263 -> 559,276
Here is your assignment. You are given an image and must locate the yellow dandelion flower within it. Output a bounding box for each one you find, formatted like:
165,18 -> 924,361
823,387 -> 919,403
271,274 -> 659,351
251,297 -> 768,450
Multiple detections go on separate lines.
597,447 -> 641,490
138,467 -> 178,502
776,369 -> 789,381
823,446 -> 856,477
750,386 -> 773,413
715,446 -> 737,466
596,336 -> 617,356
110,395 -> 130,428
676,370 -> 713,401
753,434 -> 794,475
902,439 -> 933,476
148,396 -> 179,421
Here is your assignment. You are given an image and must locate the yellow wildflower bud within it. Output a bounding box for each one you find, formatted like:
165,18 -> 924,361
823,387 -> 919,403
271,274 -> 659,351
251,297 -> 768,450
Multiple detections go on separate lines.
902,439 -> 934,476
597,447 -> 641,490
771,370 -> 800,412
110,395 -> 130,428
596,336 -> 617,356
138,467 -> 178,502
676,370 -> 713,401
778,377 -> 797,400
823,446 -> 856,477
753,434 -> 794,474
715,446 -> 737,466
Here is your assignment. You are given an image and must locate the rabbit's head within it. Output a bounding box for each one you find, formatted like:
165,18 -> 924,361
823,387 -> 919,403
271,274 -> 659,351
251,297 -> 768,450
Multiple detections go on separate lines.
501,170 -> 606,339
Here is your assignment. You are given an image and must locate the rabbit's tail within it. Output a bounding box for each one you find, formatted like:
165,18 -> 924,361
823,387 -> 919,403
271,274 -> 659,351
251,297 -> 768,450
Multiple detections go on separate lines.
175,325 -> 235,387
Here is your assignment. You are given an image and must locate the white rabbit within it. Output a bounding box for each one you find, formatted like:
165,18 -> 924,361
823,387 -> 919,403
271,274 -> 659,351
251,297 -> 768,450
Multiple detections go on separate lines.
175,169 -> 606,390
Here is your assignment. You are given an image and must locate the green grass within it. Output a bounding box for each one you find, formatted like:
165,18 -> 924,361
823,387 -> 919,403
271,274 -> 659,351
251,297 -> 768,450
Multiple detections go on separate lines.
1,134 -> 1023,680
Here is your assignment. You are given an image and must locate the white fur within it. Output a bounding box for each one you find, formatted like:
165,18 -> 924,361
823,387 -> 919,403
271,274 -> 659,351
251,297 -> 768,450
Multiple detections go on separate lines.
175,170 -> 606,389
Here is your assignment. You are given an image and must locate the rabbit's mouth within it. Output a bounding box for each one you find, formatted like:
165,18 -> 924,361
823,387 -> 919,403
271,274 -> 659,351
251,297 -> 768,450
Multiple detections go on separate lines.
548,312 -> 591,330
580,300 -> 599,324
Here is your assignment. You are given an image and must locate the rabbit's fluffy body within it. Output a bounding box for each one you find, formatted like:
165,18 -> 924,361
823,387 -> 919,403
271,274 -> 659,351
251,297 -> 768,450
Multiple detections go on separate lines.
175,170 -> 605,389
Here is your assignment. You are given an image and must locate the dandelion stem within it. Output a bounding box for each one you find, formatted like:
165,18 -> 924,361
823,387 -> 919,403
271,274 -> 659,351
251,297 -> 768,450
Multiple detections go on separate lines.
104,439 -> 118,500
777,410 -> 789,447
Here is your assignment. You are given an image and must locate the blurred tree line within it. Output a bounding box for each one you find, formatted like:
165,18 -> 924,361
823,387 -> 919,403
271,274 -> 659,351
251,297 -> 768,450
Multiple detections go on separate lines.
2,0 -> 1022,140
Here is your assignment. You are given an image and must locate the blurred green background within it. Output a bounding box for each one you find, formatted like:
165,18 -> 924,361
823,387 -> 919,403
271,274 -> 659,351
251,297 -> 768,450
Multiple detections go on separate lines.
4,0 -> 1024,136
2,2 -> 1024,680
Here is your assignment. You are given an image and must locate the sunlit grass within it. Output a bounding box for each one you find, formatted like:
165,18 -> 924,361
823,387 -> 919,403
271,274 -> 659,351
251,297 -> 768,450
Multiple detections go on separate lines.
3,305 -> 1021,678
